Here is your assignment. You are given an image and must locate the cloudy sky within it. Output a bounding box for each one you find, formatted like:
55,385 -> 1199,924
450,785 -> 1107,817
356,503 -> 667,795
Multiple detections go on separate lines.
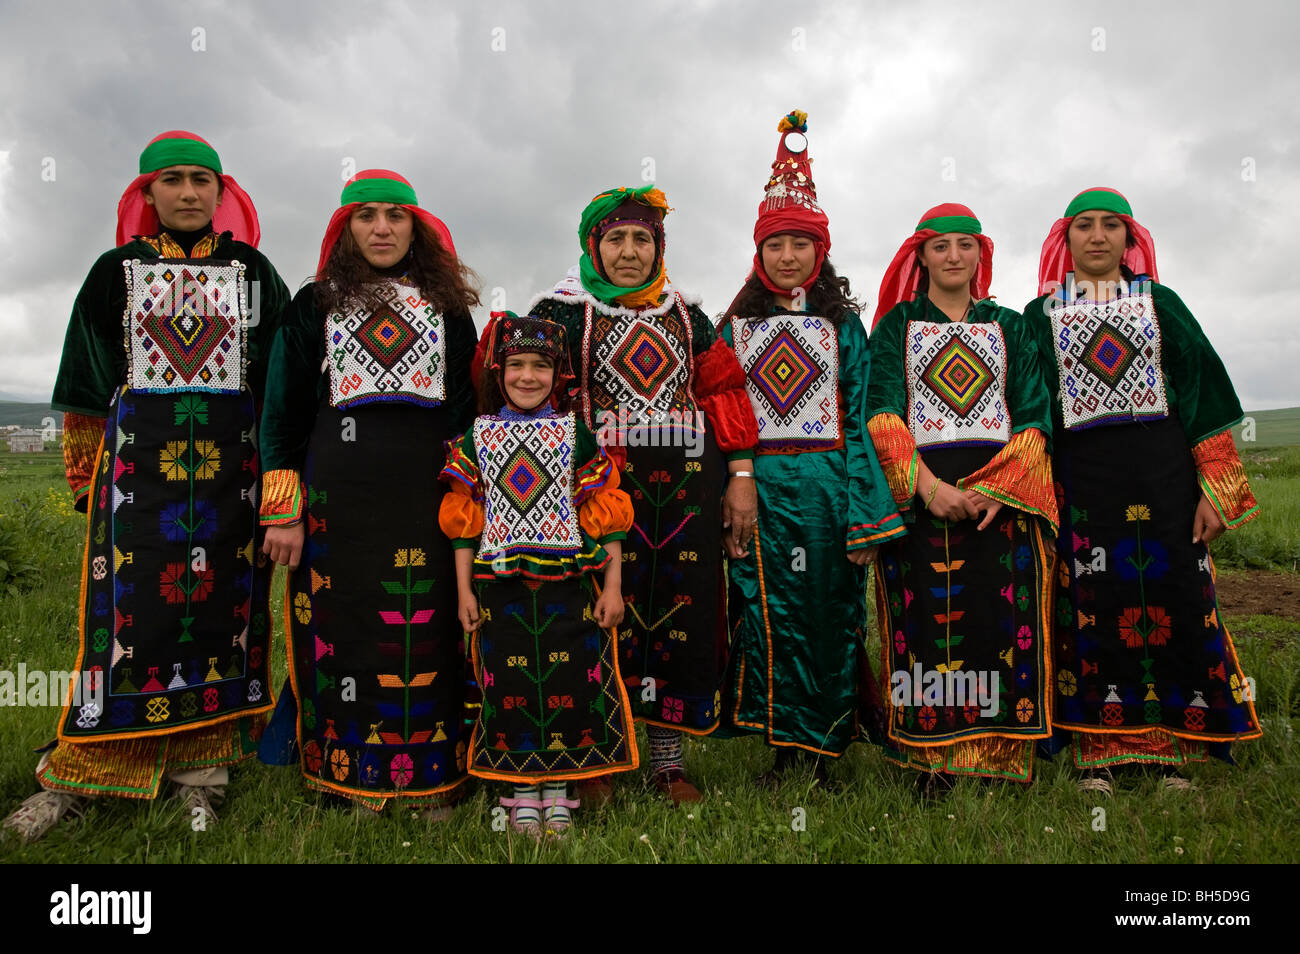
1,0 -> 1296,408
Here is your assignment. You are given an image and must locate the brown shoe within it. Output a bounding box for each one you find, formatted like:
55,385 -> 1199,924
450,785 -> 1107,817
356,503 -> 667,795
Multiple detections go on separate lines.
653,769 -> 702,805
573,775 -> 614,809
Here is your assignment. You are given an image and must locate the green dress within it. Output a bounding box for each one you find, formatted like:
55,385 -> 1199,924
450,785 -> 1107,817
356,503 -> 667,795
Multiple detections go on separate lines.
720,308 -> 905,756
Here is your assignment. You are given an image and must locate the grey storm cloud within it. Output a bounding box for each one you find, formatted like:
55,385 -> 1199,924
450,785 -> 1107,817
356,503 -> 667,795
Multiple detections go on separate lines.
0,0 -> 1296,408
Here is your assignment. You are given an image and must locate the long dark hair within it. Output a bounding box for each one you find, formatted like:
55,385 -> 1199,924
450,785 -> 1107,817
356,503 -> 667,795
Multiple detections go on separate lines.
723,258 -> 861,324
314,216 -> 481,316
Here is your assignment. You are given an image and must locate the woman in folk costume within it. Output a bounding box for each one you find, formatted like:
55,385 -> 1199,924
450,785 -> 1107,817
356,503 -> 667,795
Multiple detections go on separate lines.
3,131 -> 289,842
717,112 -> 905,779
1023,188 -> 1260,793
867,205 -> 1057,789
258,169 -> 478,815
527,186 -> 759,804
440,312 -> 637,835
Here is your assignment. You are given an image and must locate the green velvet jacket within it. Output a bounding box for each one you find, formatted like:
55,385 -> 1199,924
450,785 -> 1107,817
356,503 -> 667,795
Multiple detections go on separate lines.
1022,281 -> 1244,445
51,232 -> 289,416
259,282 -> 478,475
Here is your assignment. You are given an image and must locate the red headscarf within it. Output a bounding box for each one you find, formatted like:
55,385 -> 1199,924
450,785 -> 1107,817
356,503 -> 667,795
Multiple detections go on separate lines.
315,169 -> 457,279
1037,187 -> 1159,295
115,130 -> 260,247
872,203 -> 993,328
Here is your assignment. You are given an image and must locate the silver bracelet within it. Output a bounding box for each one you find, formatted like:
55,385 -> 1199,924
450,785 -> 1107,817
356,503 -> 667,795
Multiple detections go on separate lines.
730,471 -> 755,479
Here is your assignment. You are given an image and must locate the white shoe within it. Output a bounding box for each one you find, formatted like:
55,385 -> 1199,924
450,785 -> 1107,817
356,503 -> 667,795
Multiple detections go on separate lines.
2,790 -> 88,843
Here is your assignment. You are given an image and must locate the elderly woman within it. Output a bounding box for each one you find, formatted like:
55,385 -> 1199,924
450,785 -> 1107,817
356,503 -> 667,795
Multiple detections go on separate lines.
717,112 -> 905,781
527,185 -> 759,804
1024,188 -> 1260,793
4,131 -> 289,842
258,169 -> 478,816
868,204 -> 1057,791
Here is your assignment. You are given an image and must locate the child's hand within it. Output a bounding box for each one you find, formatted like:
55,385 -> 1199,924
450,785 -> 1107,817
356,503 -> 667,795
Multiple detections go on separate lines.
593,585 -> 624,630
458,591 -> 483,633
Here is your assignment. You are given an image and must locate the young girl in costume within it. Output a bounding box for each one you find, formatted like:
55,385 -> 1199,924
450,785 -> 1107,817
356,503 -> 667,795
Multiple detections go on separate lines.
440,312 -> 637,835
526,185 -> 759,806
718,111 -> 906,780
868,204 -> 1057,790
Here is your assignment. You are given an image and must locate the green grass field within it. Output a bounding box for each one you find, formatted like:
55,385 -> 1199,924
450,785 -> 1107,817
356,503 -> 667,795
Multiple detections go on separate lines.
0,447 -> 1296,863
1233,407 -> 1300,450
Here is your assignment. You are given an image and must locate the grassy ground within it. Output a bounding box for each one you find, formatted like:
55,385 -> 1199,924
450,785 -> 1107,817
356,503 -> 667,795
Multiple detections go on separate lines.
0,447 -> 1296,863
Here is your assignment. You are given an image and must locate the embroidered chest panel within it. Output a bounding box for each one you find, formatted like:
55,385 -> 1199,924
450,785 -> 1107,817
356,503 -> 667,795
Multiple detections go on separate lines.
905,320 -> 1010,448
326,285 -> 446,408
731,314 -> 840,447
1050,292 -> 1168,430
124,259 -> 247,393
582,301 -> 697,431
475,414 -> 582,561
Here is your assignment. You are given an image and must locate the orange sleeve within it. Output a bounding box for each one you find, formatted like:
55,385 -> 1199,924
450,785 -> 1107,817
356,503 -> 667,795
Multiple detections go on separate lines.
1191,430 -> 1259,529
956,427 -> 1059,533
866,412 -> 919,505
260,468 -> 304,526
578,464 -> 634,542
63,412 -> 105,511
438,481 -> 485,548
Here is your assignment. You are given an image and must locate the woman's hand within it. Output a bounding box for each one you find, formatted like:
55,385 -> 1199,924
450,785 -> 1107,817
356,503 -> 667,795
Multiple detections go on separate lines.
458,589 -> 483,634
594,584 -> 625,629
722,472 -> 758,558
262,523 -> 305,569
848,545 -> 878,567
922,478 -> 980,522
964,490 -> 1004,531
1193,493 -> 1226,545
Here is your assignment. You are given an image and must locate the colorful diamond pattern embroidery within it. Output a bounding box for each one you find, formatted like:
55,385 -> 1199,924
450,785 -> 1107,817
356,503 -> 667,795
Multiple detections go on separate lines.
610,321 -> 681,400
475,414 -> 581,558
753,330 -> 823,416
923,335 -> 993,416
732,315 -> 839,446
1080,323 -> 1138,387
127,261 -> 245,393
1050,291 -> 1168,430
325,284 -> 446,408
906,320 -> 1009,448
501,446 -> 548,515
355,307 -> 418,369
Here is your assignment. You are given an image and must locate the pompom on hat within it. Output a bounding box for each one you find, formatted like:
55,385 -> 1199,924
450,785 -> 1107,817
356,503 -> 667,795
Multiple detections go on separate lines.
315,169 -> 458,279
115,130 -> 261,247
751,110 -> 831,295
1036,187 -> 1158,294
872,203 -> 993,328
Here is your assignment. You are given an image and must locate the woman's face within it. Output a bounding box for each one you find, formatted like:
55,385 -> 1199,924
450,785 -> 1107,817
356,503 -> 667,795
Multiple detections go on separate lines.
502,353 -> 556,411
349,202 -> 414,268
760,233 -> 818,291
598,224 -> 656,287
145,165 -> 223,232
920,232 -> 980,296
1067,210 -> 1127,281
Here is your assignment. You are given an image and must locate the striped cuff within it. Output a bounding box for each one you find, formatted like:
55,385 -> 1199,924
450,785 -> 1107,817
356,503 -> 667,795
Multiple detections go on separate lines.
259,468 -> 303,526
846,511 -> 907,550
867,412 -> 920,505
957,428 -> 1059,533
1191,431 -> 1260,529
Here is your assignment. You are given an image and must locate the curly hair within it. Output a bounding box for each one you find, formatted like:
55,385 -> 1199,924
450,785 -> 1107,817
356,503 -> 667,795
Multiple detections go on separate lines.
314,215 -> 481,317
723,258 -> 861,325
